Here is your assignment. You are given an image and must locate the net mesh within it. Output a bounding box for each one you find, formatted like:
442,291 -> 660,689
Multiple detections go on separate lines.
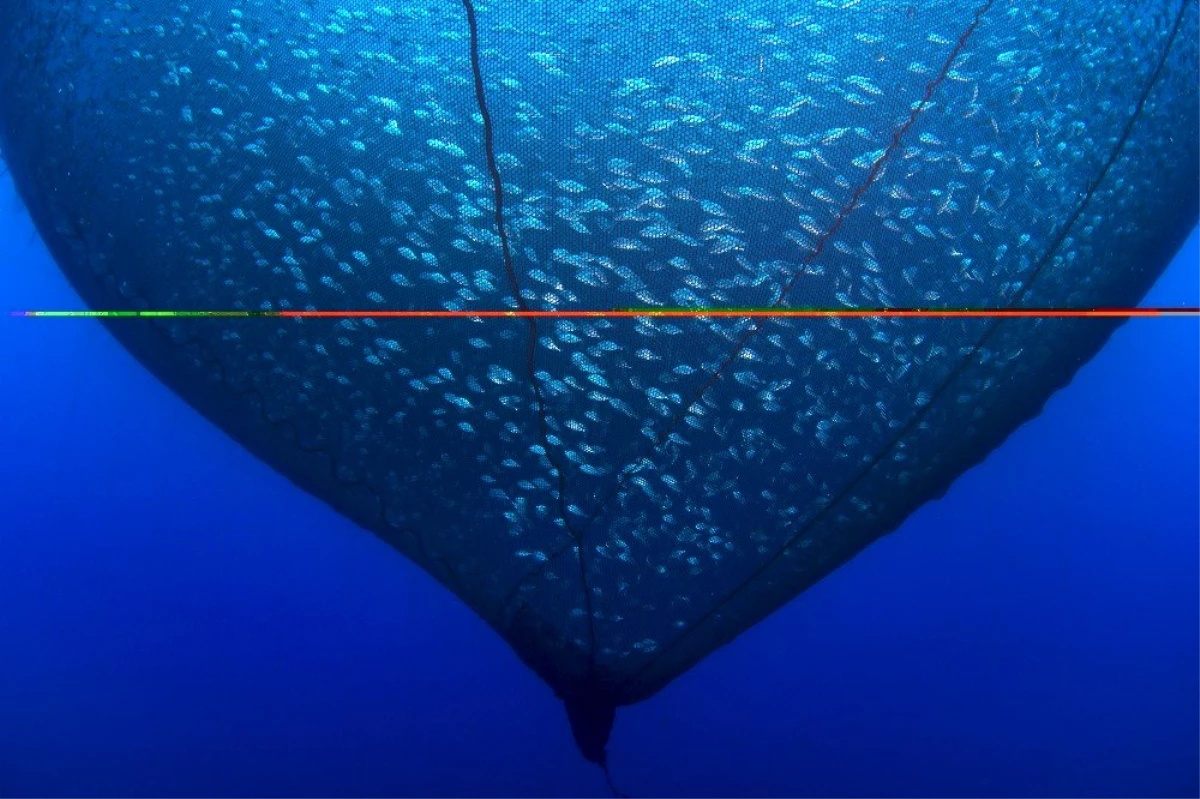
1,0 -> 1195,758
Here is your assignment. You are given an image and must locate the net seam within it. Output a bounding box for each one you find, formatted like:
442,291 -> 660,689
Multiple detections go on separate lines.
495,0 -> 996,621
616,0 -> 1190,692
460,0 -> 600,666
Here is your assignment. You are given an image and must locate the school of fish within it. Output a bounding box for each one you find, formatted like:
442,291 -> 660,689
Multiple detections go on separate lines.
0,0 -> 1195,707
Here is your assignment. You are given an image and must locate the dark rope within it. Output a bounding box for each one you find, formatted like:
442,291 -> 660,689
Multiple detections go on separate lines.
579,0 -> 998,540
496,0 -> 996,620
459,0 -> 521,309
459,0 -> 599,665
602,761 -> 630,798
616,0 -> 1190,691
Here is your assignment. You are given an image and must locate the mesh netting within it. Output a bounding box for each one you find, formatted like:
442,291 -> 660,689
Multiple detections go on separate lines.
1,0 -> 1195,765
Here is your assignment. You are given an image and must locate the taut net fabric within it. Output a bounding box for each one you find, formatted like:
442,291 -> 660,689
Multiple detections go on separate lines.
1,0 -> 1195,764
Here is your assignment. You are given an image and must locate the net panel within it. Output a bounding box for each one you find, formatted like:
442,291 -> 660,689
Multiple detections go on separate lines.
0,0 -> 1195,750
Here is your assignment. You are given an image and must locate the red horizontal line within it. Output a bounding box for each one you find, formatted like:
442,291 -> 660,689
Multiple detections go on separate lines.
14,308 -> 1200,319
273,308 -> 1198,319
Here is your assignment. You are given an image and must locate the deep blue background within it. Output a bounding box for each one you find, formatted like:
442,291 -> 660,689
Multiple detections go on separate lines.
0,167 -> 1196,797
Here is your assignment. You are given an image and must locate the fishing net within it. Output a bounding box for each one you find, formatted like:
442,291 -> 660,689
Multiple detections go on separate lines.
1,0 -> 1195,767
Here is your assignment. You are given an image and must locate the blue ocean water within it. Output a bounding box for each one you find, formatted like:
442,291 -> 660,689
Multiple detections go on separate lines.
0,158 -> 1196,798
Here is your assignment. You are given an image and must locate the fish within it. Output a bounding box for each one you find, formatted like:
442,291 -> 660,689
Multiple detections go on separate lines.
0,0 -> 1195,774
